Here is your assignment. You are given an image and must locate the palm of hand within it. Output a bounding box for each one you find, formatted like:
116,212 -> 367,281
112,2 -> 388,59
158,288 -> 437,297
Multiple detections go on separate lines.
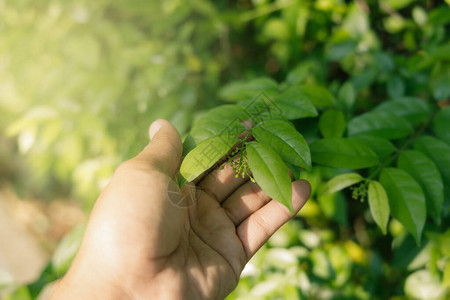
54,120 -> 310,300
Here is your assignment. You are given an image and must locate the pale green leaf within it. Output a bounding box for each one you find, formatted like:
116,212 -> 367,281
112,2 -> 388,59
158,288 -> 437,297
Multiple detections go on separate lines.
320,173 -> 364,195
298,85 -> 335,108
368,181 -> 390,234
180,136 -> 234,182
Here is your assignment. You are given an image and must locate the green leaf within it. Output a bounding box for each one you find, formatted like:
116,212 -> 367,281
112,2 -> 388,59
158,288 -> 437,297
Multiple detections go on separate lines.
414,135 -> 450,203
218,77 -> 279,102
252,120 -> 311,170
320,173 -> 364,195
414,135 -> 450,185
397,150 -> 444,225
298,85 -> 335,109
189,105 -> 247,146
337,81 -> 355,110
379,168 -> 426,244
273,86 -> 318,120
180,136 -> 234,182
350,135 -> 397,161
432,75 -> 450,100
318,110 -> 346,138
374,97 -> 431,126
368,181 -> 390,234
310,138 -> 378,169
246,142 -> 293,212
386,76 -> 405,99
347,111 -> 413,140
432,107 -> 450,145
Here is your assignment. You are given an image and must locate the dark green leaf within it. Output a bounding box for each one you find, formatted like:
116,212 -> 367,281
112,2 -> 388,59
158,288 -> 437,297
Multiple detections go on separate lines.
273,86 -> 318,120
246,142 -> 293,212
350,135 -> 397,161
320,173 -> 364,195
374,97 -> 431,126
432,75 -> 450,100
180,136 -> 234,182
414,135 -> 450,201
310,138 -> 378,169
252,120 -> 311,170
368,181 -> 390,234
374,52 -> 395,72
432,107 -> 450,145
318,110 -> 346,138
387,76 -> 405,99
398,150 -> 444,225
351,68 -> 378,90
326,41 -> 357,61
380,168 -> 426,244
347,111 -> 413,140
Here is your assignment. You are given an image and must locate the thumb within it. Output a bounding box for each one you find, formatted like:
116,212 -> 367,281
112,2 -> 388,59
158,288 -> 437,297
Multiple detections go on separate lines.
135,119 -> 182,177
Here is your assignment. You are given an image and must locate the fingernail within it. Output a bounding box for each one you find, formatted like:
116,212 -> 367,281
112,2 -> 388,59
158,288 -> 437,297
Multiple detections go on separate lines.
150,120 -> 163,139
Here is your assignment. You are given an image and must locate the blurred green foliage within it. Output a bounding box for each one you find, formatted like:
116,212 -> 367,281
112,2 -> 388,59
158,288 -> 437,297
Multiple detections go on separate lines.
1,0 -> 449,299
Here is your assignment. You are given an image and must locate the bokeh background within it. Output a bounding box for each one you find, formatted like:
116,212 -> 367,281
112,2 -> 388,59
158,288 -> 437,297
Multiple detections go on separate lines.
0,0 -> 449,299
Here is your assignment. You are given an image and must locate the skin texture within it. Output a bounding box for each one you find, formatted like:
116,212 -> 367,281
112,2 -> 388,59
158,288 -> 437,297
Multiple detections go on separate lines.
50,119 -> 311,300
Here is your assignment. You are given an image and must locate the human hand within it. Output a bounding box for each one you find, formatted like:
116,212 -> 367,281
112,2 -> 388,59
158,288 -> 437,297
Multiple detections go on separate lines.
50,119 -> 311,300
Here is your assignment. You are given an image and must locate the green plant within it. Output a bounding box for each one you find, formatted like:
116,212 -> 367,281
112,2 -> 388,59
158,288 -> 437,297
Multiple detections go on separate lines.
2,0 -> 449,299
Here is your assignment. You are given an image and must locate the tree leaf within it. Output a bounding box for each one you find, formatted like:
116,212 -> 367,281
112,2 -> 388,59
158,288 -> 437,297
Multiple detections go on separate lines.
374,97 -> 431,126
368,181 -> 390,234
386,76 -> 405,99
252,120 -> 311,170
337,81 -> 355,110
273,86 -> 318,120
347,111 -> 413,140
246,142 -> 293,212
397,150 -> 444,225
218,77 -> 279,102
298,85 -> 335,109
318,110 -> 346,138
432,107 -> 450,145
320,173 -> 364,195
180,136 -> 234,182
350,135 -> 397,161
414,135 -> 450,204
310,138 -> 378,169
379,168 -> 426,244
189,104 -> 247,146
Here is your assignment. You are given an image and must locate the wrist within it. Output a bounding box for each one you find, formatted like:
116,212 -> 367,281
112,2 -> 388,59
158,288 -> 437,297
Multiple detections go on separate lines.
50,262 -> 133,300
